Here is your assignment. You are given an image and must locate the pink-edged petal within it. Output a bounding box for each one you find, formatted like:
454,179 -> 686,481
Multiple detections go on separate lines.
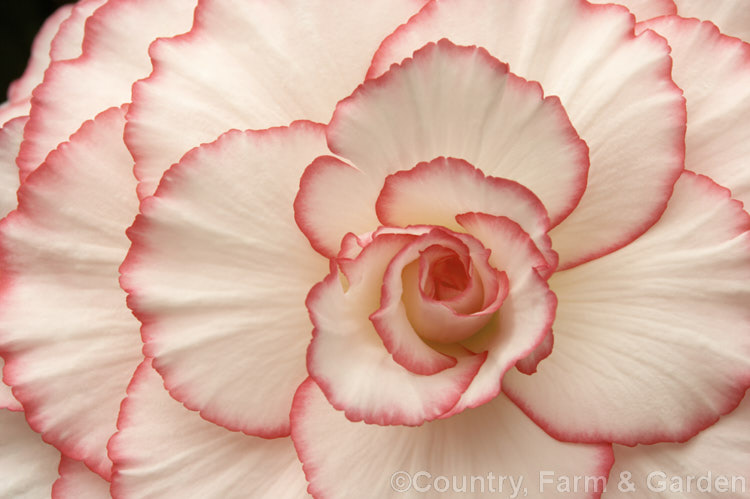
307,233 -> 487,426
294,156 -> 380,258
371,0 -> 686,269
0,107 -> 142,478
504,171 -> 750,446
17,0 -> 197,178
126,0 -> 429,199
674,0 -> 750,42
444,213 -> 556,416
0,358 -> 21,412
638,16 -> 750,209
0,408 -> 61,498
394,236 -> 509,344
369,230 -> 500,375
588,0 -> 677,22
604,393 -> 750,498
121,122 -> 330,437
52,457 -> 110,499
109,360 -> 310,499
376,157 -> 558,272
50,0 -> 109,62
329,40 -> 589,229
292,378 -> 613,499
515,329 -> 554,376
0,100 -> 30,128
0,116 -> 24,216
6,4 -> 73,104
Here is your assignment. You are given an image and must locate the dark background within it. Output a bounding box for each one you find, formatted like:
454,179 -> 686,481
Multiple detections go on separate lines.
1,0 -> 77,101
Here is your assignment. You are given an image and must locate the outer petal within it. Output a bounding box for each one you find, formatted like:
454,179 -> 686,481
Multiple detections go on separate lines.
306,233 -> 487,426
0,116 -> 24,216
17,0 -> 197,178
50,0 -> 109,62
371,0 -> 686,269
0,107 -> 142,478
291,378 -> 613,499
121,122 -> 330,437
109,360 -> 310,499
0,409 -> 61,499
0,101 -> 31,129
504,172 -> 750,445
5,4 -> 73,104
638,16 -> 750,208
604,393 -> 750,498
674,0 -> 750,42
52,457 -> 110,499
0,358 -> 21,411
587,0 -> 676,22
328,40 -> 588,230
126,0 -> 429,198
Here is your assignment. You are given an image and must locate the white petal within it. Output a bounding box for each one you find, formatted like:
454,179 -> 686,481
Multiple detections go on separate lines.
604,393 -> 750,498
291,378 -> 613,499
53,457 -> 111,499
0,358 -> 21,412
0,409 -> 60,499
371,0 -> 686,269
18,0 -> 197,177
50,0 -> 109,62
0,116 -> 24,217
674,0 -> 750,42
306,233 -> 487,426
0,107 -> 142,478
504,172 -> 750,445
110,360 -> 309,499
121,122 -> 330,436
587,0 -> 676,22
6,4 -> 73,103
375,156 -> 557,272
126,0 -> 429,198
639,16 -> 750,209
329,40 -> 589,229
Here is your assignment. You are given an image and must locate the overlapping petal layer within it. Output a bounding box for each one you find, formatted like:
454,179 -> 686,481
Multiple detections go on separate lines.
122,122 -> 330,436
375,157 -> 558,273
306,231 -> 488,426
53,457 -> 111,499
291,378 -> 613,499
638,16 -> 750,208
604,393 -> 750,498
5,4 -> 73,107
0,117 -> 24,218
318,39 -> 587,249
17,0 -> 197,178
504,172 -> 750,445
49,0 -> 108,62
0,107 -> 142,478
674,0 -> 750,42
0,409 -> 60,499
446,213 -> 556,415
0,358 -> 21,412
588,0 -> 676,22
371,0 -> 686,268
126,0 -> 429,198
110,360 -> 310,499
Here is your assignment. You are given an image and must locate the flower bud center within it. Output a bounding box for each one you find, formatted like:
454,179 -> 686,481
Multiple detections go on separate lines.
425,254 -> 470,301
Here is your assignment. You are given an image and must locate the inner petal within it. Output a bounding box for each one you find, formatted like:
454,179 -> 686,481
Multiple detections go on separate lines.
421,246 -> 470,301
395,231 -> 508,345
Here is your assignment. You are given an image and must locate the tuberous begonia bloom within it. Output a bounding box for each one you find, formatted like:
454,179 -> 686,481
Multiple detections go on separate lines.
1,0 -> 749,497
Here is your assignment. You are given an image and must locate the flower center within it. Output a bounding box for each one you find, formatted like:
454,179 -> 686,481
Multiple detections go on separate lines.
424,252 -> 470,301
